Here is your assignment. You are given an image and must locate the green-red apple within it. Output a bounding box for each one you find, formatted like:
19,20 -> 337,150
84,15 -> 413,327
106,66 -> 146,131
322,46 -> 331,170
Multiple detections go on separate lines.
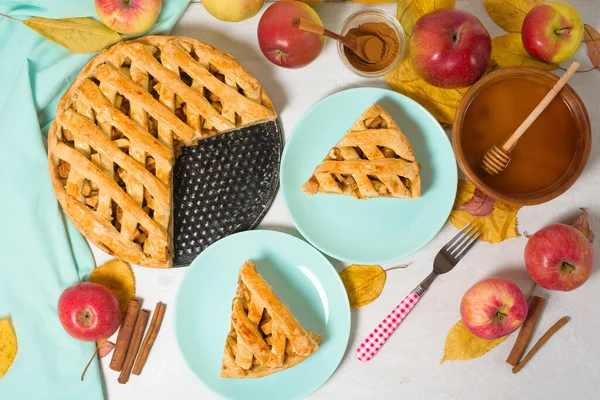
522,2 -> 584,63
410,9 -> 491,88
203,0 -> 265,22
257,1 -> 325,69
460,278 -> 528,340
95,0 -> 161,35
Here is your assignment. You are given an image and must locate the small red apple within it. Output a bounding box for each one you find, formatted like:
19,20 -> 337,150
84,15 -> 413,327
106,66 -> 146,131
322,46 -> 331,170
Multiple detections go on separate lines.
257,0 -> 325,69
95,0 -> 162,35
521,2 -> 584,63
410,9 -> 491,88
525,224 -> 593,291
460,278 -> 528,339
58,282 -> 121,342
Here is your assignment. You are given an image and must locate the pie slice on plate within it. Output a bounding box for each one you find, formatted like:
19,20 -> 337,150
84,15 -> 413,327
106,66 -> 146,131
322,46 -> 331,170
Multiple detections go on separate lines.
221,261 -> 320,378
47,36 -> 277,268
301,103 -> 421,199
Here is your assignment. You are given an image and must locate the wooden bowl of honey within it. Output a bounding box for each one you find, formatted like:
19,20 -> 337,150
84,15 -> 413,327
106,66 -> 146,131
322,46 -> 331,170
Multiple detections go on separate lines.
453,66 -> 591,206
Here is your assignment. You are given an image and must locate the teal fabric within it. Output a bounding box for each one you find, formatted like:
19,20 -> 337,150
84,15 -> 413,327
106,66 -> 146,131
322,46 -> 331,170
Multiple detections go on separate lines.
0,1 -> 189,398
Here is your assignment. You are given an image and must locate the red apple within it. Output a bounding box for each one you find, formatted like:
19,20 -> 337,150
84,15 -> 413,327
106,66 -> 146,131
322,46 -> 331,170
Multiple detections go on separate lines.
460,278 -> 528,339
257,0 -> 325,68
525,224 -> 593,291
58,282 -> 121,342
95,0 -> 162,35
410,9 -> 491,88
522,2 -> 584,63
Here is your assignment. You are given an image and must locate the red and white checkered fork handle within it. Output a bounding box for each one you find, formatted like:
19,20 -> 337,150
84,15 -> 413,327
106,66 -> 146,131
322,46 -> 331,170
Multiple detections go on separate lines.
355,290 -> 421,362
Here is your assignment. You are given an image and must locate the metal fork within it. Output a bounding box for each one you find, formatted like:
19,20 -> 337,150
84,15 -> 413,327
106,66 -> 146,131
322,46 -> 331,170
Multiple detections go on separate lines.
355,224 -> 482,362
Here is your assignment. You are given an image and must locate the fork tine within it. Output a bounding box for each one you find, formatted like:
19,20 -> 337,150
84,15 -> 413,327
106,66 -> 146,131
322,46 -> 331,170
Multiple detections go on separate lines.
446,225 -> 476,253
455,232 -> 482,260
444,223 -> 472,252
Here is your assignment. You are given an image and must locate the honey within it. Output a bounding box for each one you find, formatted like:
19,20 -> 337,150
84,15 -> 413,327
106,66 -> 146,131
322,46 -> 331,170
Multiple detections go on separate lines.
461,77 -> 580,195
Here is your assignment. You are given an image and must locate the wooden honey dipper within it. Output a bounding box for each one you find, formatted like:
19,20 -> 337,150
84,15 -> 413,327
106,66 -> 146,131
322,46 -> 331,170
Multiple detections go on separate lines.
481,61 -> 579,175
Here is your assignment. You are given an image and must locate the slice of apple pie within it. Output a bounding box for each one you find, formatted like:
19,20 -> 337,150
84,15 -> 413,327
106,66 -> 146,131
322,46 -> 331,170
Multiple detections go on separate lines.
221,261 -> 320,378
302,103 -> 421,199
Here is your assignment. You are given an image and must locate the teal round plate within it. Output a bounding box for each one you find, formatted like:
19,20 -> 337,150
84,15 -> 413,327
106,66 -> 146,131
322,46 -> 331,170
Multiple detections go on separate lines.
281,88 -> 458,265
174,230 -> 351,400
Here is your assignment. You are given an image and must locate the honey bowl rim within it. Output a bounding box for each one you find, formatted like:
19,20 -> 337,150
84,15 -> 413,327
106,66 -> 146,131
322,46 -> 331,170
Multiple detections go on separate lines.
452,66 -> 592,206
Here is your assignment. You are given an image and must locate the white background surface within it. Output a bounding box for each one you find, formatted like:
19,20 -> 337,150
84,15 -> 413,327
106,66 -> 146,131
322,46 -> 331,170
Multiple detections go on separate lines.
96,1 -> 600,399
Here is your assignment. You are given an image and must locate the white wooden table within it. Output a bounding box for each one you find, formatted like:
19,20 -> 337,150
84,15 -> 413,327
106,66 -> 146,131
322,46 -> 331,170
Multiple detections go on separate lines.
98,1 -> 600,399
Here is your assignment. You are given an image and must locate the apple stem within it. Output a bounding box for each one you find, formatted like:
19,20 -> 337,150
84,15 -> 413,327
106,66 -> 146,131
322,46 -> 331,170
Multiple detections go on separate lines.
385,263 -> 410,272
554,28 -> 571,36
561,261 -> 576,274
0,12 -> 21,21
80,344 -> 99,381
526,282 -> 537,301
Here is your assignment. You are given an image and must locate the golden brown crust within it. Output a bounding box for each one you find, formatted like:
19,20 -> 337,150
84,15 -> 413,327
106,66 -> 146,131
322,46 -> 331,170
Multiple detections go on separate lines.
301,103 -> 421,199
48,36 -> 277,268
220,261 -> 320,379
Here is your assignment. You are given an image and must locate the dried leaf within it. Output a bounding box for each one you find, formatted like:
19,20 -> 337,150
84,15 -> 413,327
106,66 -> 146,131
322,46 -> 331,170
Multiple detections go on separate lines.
484,0 -> 542,33
456,188 -> 495,217
22,16 -> 122,54
572,208 -> 595,243
97,341 -> 115,358
441,320 -> 508,363
0,318 -> 17,379
584,24 -> 600,70
397,0 -> 456,36
449,180 -> 521,243
385,46 -> 470,126
340,265 -> 387,308
491,34 -> 558,69
88,259 -> 135,316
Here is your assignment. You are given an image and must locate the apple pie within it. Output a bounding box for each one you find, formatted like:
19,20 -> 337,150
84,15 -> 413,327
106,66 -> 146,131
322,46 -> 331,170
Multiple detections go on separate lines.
47,36 -> 277,268
221,261 -> 320,378
302,103 -> 421,199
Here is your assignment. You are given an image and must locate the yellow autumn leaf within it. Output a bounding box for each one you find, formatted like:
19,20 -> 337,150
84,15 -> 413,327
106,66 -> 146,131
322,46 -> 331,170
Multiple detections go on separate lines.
88,259 -> 135,316
449,179 -> 521,243
22,16 -> 122,54
340,264 -> 387,308
352,0 -> 395,3
385,46 -> 470,126
0,318 -> 17,379
484,0 -> 542,33
441,320 -> 508,363
491,34 -> 558,69
397,0 -> 456,36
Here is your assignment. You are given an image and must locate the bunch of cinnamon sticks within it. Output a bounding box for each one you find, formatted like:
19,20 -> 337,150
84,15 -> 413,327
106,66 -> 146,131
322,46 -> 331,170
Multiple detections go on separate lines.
506,294 -> 569,374
110,299 -> 166,383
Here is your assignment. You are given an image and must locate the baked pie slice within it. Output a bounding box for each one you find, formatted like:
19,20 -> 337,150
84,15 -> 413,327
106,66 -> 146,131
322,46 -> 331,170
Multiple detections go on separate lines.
221,261 -> 320,378
302,103 -> 421,199
47,36 -> 277,268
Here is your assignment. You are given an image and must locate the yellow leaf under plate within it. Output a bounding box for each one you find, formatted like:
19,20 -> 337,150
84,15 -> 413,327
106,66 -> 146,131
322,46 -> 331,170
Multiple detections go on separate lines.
23,16 -> 122,54
484,0 -> 542,33
449,180 -> 521,244
397,0 -> 456,36
340,264 -> 387,308
0,318 -> 17,379
491,33 -> 557,69
385,47 -> 469,126
441,320 -> 508,363
88,259 -> 135,316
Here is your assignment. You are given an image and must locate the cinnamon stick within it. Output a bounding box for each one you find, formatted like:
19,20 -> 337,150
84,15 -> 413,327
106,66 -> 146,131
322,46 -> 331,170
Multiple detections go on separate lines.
110,299 -> 141,371
132,302 -> 166,375
118,309 -> 150,384
512,316 -> 569,374
506,296 -> 546,366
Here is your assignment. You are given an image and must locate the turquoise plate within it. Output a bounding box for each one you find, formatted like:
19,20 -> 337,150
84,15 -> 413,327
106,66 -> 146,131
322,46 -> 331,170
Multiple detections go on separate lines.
281,88 -> 458,265
174,230 -> 351,400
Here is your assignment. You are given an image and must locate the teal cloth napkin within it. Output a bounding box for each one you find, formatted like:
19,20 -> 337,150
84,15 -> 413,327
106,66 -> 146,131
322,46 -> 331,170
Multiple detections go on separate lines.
0,1 -> 189,398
